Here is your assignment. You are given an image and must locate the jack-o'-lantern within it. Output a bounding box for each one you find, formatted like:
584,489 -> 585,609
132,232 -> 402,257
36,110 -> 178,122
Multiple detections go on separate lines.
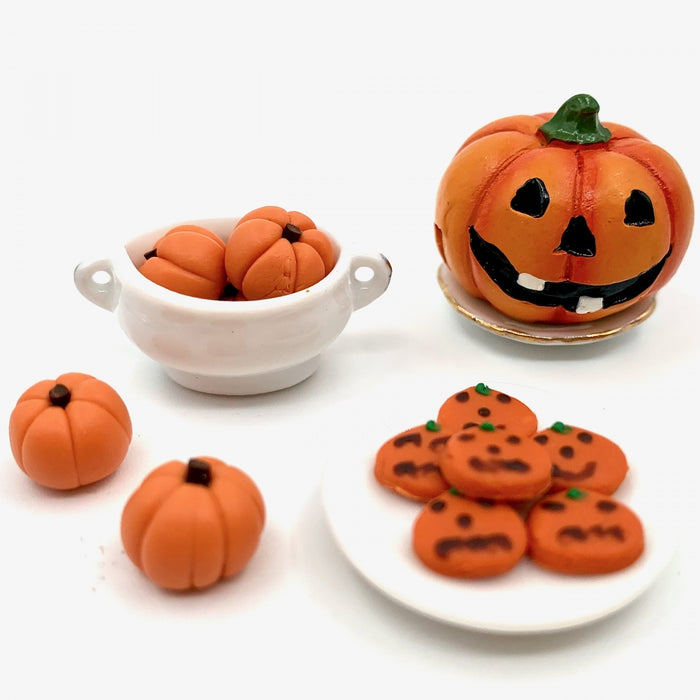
121,456 -> 265,591
526,488 -> 644,574
412,490 -> 527,578
435,94 -> 694,324
225,205 -> 336,300
8,372 -> 132,489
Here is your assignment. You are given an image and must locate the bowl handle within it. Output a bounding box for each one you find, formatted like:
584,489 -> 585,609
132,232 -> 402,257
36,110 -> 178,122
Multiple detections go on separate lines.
348,253 -> 392,311
73,259 -> 121,312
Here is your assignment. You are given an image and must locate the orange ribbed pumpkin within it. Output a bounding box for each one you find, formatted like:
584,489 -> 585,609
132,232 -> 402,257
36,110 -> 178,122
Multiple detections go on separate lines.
121,457 -> 265,591
225,206 -> 336,300
9,372 -> 132,489
435,95 -> 694,324
139,224 -> 227,300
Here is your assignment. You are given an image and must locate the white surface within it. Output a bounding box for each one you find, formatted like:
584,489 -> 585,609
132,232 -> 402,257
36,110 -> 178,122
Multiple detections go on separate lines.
322,385 -> 678,634
1,2 -> 699,698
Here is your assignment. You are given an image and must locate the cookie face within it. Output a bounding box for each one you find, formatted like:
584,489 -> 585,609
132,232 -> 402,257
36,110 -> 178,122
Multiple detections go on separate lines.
526,489 -> 644,574
437,383 -> 538,435
440,424 -> 552,501
373,421 -> 451,501
534,422 -> 628,495
412,491 -> 527,578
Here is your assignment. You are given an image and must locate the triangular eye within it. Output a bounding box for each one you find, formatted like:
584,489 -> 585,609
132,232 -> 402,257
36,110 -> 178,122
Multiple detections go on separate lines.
624,189 -> 655,226
510,178 -> 549,218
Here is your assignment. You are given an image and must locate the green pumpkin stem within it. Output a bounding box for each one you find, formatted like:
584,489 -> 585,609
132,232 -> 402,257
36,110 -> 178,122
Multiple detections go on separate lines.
186,458 -> 213,487
539,94 -> 612,145
48,384 -> 71,408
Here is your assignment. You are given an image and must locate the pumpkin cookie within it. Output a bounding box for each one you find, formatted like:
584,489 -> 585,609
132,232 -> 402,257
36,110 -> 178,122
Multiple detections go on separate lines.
139,224 -> 227,300
526,488 -> 644,574
373,420 -> 451,502
534,422 -> 628,495
437,383 -> 538,435
413,490 -> 527,578
440,423 -> 552,502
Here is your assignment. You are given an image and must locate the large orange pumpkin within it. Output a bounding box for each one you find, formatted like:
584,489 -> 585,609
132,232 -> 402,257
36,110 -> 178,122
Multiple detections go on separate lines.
435,94 -> 694,324
121,456 -> 265,591
8,372 -> 132,489
225,206 -> 336,300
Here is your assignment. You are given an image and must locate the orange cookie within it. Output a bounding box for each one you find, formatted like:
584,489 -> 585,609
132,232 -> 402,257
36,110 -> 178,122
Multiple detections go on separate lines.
413,490 -> 527,578
437,383 -> 538,435
534,422 -> 629,495
440,423 -> 552,501
138,224 -> 227,300
373,420 -> 451,501
526,488 -> 644,574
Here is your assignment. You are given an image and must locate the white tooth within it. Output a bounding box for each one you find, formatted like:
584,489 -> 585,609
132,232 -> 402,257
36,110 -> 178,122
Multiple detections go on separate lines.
517,273 -> 546,291
576,296 -> 604,314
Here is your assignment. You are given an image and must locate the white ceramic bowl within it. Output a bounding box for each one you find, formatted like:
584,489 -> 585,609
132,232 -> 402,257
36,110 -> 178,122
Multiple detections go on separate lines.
74,217 -> 392,395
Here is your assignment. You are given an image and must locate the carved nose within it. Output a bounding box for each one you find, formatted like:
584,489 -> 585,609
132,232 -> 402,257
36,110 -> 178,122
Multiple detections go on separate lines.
556,216 -> 596,257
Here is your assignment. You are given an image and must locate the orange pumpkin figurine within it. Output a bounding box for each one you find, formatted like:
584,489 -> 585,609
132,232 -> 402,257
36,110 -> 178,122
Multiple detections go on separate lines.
8,372 -> 132,490
224,205 -> 336,300
435,94 -> 694,324
121,456 -> 265,591
139,224 -> 227,300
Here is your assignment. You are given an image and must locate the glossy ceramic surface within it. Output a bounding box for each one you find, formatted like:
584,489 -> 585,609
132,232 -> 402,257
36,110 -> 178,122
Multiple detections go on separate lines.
74,218 -> 392,394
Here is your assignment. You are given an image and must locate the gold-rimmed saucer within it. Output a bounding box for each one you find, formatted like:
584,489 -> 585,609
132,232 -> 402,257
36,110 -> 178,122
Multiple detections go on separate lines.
437,264 -> 656,345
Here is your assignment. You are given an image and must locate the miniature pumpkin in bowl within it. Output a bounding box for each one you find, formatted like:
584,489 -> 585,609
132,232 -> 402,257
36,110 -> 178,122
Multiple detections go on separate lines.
138,224 -> 227,300
121,456 -> 265,591
8,372 -> 132,489
225,205 -> 336,300
435,94 -> 694,324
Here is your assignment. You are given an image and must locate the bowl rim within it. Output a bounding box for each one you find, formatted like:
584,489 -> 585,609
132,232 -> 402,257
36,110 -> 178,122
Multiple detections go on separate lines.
114,216 -> 353,315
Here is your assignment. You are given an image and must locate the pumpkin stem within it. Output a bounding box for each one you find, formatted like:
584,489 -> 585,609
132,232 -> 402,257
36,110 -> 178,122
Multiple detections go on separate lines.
186,458 -> 212,487
538,94 -> 612,145
49,383 -> 71,408
282,223 -> 302,243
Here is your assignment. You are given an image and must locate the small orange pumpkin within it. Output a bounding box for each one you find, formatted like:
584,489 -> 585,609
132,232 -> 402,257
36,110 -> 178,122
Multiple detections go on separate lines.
139,224 -> 227,300
121,456 -> 265,591
224,205 -> 336,300
8,372 -> 132,490
435,94 -> 694,324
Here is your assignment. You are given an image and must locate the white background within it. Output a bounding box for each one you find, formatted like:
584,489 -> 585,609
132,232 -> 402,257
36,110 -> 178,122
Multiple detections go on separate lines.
1,1 -> 698,698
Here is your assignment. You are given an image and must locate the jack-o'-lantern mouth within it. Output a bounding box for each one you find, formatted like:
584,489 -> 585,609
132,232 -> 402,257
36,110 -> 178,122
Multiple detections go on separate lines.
435,534 -> 512,557
557,525 -> 625,542
469,227 -> 671,314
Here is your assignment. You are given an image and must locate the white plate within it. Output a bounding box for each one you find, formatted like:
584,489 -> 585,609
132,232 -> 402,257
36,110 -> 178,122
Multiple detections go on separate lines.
437,264 -> 657,345
321,385 -> 677,634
